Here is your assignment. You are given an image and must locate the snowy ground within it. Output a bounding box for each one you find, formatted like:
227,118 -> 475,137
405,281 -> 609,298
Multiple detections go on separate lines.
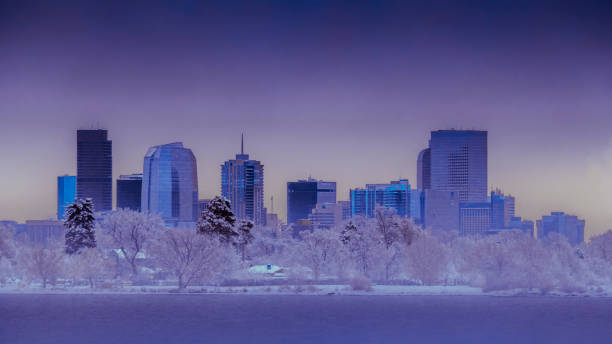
2,283 -> 612,297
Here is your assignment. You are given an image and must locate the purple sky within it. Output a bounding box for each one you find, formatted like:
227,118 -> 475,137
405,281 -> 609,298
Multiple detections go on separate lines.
1,1 -> 611,237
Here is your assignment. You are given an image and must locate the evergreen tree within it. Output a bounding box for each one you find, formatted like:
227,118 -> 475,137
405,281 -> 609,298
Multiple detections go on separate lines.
64,198 -> 97,255
197,196 -> 237,243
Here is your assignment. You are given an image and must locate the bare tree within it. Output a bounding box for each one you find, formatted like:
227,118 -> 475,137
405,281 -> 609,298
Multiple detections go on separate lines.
17,242 -> 64,288
151,229 -> 229,289
69,248 -> 114,288
0,224 -> 16,263
99,209 -> 165,276
296,229 -> 341,281
405,233 -> 449,285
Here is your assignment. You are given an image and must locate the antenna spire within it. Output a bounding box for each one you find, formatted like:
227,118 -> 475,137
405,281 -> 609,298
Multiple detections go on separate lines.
241,133 -> 244,154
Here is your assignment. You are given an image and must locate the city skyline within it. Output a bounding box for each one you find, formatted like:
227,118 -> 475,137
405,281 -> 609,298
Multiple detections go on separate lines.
1,1 -> 611,238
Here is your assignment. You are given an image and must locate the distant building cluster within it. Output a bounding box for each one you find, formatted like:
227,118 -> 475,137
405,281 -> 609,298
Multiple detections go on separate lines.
2,128 -> 586,246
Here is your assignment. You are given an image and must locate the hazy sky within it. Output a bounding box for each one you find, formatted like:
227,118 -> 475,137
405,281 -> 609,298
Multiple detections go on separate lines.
1,1 -> 611,238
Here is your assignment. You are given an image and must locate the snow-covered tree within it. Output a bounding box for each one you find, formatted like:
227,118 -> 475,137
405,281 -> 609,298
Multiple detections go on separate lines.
64,198 -> 96,255
340,220 -> 357,245
17,242 -> 64,288
197,196 -> 237,243
405,232 -> 449,284
0,224 -> 16,263
151,229 -> 232,289
373,208 -> 403,281
69,248 -> 114,288
98,209 -> 165,276
396,217 -> 422,247
342,217 -> 385,279
586,230 -> 612,264
235,219 -> 254,261
295,228 -> 342,280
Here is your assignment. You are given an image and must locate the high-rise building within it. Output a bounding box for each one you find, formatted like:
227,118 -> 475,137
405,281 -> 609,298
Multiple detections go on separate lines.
286,178 -> 337,224
117,174 -> 143,211
198,199 -> 212,217
221,135 -> 265,225
417,148 -> 431,191
459,202 -> 491,236
424,190 -> 459,231
429,130 -> 487,203
537,212 -> 585,245
350,180 -> 410,218
490,189 -> 515,229
409,189 -> 423,224
141,142 -> 199,225
77,129 -> 112,212
338,200 -> 351,221
308,202 -> 343,229
57,175 -> 76,220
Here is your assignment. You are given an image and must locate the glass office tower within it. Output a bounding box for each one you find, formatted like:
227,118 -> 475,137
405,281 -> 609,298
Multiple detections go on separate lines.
117,174 -> 143,211
429,130 -> 487,203
287,178 -> 337,224
141,142 -> 199,224
221,136 -> 265,225
57,175 -> 76,220
350,180 -> 410,218
77,129 -> 112,212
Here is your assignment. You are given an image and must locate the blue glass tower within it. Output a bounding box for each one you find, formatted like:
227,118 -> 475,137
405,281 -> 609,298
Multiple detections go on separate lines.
57,175 -> 76,220
141,142 -> 199,224
350,180 -> 410,218
221,135 -> 265,225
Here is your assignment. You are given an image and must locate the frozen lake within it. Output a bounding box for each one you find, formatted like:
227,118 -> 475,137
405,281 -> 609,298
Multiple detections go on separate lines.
2,293 -> 612,343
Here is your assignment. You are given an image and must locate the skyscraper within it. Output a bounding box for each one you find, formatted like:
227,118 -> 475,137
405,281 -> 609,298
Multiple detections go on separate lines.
490,189 -> 515,229
537,212 -> 585,245
77,129 -> 112,212
141,142 -> 198,225
221,135 -> 265,225
417,148 -> 431,191
429,130 -> 487,203
286,178 -> 337,224
57,175 -> 76,220
117,174 -> 143,211
350,180 -> 410,218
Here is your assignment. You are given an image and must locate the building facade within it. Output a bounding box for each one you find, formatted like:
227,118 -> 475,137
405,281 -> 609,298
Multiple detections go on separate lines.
77,129 -> 112,212
429,130 -> 487,203
117,174 -> 143,211
537,212 -> 585,245
221,138 -> 265,225
459,202 -> 491,236
57,175 -> 76,220
417,148 -> 431,191
490,189 -> 515,229
308,202 -> 343,229
423,190 -> 460,231
286,178 -> 337,224
350,180 -> 410,218
141,142 -> 199,225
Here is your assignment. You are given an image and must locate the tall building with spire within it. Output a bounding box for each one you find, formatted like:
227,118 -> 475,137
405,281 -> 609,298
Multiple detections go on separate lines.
76,129 -> 112,212
221,134 -> 265,225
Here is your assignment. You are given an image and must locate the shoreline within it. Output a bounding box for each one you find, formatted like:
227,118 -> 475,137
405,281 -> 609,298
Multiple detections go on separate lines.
1,284 -> 610,298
